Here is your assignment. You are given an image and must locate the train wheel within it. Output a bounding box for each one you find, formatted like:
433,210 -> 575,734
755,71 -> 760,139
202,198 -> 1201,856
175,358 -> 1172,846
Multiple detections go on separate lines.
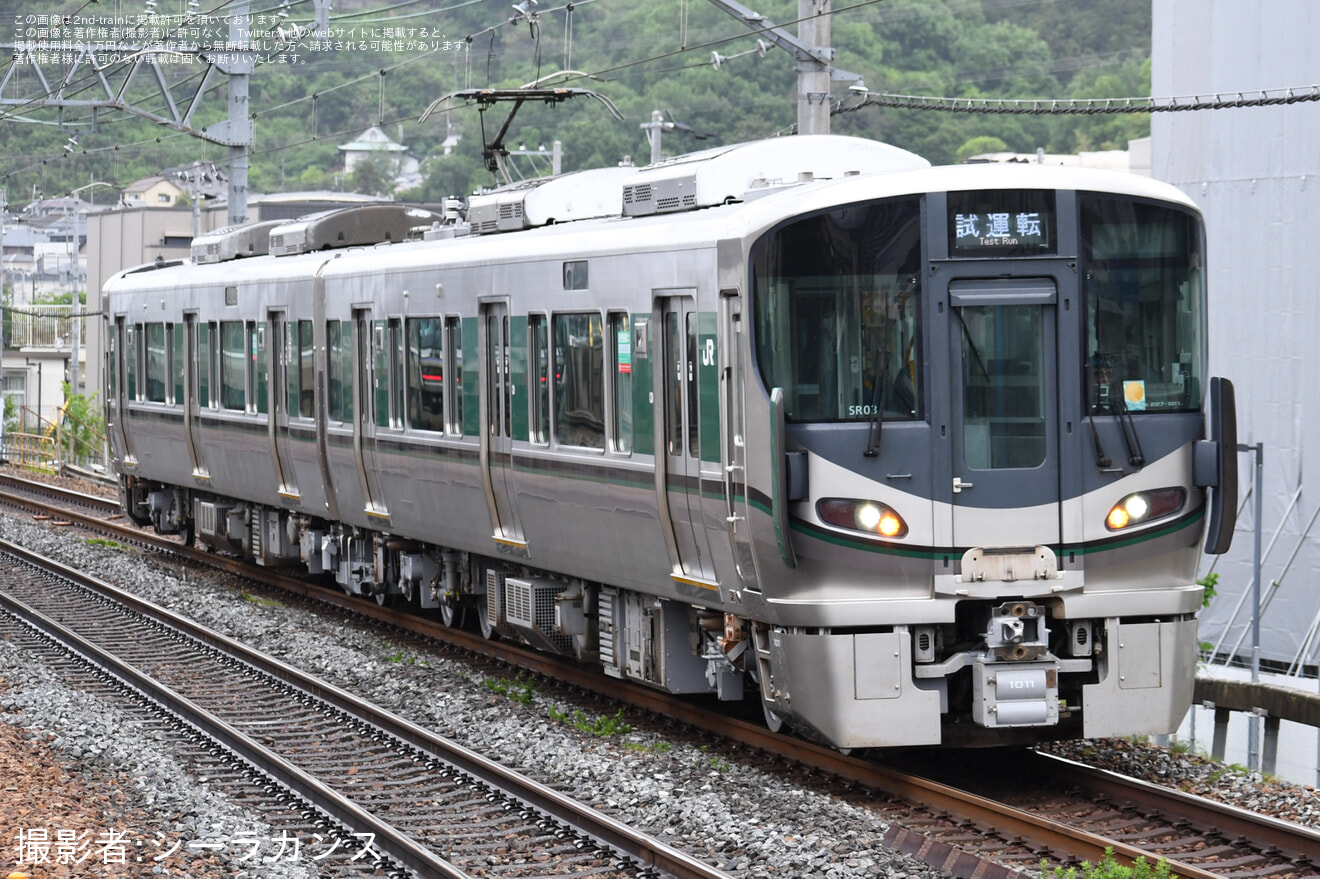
478,606 -> 500,640
374,591 -> 396,608
440,600 -> 466,629
762,700 -> 786,734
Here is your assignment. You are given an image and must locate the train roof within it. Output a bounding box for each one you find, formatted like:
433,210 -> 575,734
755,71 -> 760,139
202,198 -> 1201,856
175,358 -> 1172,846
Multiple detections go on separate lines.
103,145 -> 1200,298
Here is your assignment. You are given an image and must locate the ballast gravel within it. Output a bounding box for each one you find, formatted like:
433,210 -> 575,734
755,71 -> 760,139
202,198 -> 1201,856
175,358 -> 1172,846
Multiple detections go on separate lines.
1,508 -> 1316,879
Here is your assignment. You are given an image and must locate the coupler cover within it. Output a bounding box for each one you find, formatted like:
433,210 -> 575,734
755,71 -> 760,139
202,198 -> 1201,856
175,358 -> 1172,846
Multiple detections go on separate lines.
972,657 -> 1059,727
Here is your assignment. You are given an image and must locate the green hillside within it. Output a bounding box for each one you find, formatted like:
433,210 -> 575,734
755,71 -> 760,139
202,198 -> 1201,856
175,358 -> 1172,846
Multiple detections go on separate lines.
0,0 -> 1152,202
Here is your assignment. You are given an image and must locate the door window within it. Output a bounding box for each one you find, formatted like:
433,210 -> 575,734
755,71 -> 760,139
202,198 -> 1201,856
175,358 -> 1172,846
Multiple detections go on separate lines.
958,304 -> 1045,470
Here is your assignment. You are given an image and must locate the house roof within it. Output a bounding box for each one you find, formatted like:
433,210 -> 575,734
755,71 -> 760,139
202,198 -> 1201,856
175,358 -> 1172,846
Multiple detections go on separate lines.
339,126 -> 408,153
123,175 -> 186,195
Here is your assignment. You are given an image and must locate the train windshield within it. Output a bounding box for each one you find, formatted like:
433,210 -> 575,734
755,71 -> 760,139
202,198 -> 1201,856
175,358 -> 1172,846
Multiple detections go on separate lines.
751,196 -> 923,423
1081,196 -> 1205,415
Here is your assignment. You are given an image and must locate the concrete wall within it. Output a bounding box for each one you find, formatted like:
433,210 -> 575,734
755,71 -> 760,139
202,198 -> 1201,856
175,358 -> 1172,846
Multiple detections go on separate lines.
1152,0 -> 1320,672
83,205 -> 226,400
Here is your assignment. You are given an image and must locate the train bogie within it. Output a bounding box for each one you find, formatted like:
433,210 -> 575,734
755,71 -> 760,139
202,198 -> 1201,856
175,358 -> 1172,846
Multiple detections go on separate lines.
105,136 -> 1237,750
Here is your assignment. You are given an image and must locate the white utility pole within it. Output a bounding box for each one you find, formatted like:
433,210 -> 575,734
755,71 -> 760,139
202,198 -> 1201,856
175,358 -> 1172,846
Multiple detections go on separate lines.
641,111 -> 674,164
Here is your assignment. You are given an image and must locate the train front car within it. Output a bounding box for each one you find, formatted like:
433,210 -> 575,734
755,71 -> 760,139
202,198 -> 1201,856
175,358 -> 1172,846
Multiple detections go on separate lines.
738,166 -> 1236,748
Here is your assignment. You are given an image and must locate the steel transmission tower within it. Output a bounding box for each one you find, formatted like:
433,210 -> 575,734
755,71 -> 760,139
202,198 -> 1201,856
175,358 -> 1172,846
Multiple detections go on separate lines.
0,0 -> 329,225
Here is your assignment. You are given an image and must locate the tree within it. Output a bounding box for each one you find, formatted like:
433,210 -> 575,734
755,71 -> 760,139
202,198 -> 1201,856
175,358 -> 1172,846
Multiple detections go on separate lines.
58,381 -> 105,467
956,136 -> 1009,163
347,154 -> 396,196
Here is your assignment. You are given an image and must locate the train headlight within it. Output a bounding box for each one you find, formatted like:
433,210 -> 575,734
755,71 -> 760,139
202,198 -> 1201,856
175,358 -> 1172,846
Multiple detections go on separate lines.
817,499 -> 908,539
1105,488 -> 1186,531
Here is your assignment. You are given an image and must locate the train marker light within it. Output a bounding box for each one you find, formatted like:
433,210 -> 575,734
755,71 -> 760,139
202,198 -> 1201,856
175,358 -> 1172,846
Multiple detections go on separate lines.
1105,488 -> 1185,532
817,499 -> 908,539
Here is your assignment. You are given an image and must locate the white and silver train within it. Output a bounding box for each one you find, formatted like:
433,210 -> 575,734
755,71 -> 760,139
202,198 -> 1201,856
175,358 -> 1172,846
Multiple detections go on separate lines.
105,136 -> 1237,749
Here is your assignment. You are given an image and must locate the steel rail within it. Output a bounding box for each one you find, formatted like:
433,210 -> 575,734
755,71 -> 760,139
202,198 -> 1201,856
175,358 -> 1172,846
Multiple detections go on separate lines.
0,535 -> 733,879
0,471 -> 120,514
0,562 -> 471,879
1031,752 -> 1320,867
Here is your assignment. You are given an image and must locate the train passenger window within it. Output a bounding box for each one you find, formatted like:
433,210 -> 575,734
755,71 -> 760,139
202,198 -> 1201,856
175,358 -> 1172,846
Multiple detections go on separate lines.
327,320 -> 351,422
298,321 -> 314,418
126,325 -> 138,401
406,317 -> 444,432
1081,197 -> 1204,415
663,312 -> 684,455
107,325 -> 118,398
388,318 -> 404,429
145,323 -> 167,404
248,322 -> 267,415
206,322 -> 218,409
326,322 -> 339,421
610,312 -> 632,453
751,195 -> 923,423
197,323 -> 210,409
220,321 -> 245,411
485,315 -> 513,439
445,317 -> 463,435
529,315 -> 550,444
280,319 -> 295,415
372,320 -> 389,429
553,313 -> 605,450
171,323 -> 184,405
686,313 -> 699,456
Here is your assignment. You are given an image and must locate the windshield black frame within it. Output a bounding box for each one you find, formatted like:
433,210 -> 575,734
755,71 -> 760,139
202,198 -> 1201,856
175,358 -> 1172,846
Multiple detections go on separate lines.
750,195 -> 924,425
1080,194 -> 1206,416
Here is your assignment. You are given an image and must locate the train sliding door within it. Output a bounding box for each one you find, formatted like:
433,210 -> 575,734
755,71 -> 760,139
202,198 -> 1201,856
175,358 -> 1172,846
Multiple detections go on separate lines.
658,294 -> 716,585
353,309 -> 389,521
946,278 -> 1061,548
268,311 -> 299,500
480,300 -> 525,549
183,314 -> 208,480
106,316 -> 135,467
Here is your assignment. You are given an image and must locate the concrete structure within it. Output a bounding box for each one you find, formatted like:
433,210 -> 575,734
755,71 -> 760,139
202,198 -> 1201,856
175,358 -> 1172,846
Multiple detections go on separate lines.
1152,2 -> 1320,679
1,198 -> 95,431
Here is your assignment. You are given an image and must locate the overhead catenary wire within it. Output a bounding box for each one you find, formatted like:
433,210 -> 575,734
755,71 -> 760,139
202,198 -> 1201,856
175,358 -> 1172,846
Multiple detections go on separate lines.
836,86 -> 1320,116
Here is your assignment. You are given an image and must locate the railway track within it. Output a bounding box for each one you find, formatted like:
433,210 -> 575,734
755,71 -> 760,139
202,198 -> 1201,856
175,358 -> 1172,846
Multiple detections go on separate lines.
0,470 -> 121,516
1,476 -> 1317,879
0,534 -> 731,879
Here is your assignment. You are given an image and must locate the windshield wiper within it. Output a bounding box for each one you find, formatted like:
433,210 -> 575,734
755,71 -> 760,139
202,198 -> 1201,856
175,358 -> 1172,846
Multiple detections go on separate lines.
1088,416 -> 1113,469
954,307 -> 992,385
863,345 -> 889,458
1115,393 -> 1146,467
864,293 -> 894,458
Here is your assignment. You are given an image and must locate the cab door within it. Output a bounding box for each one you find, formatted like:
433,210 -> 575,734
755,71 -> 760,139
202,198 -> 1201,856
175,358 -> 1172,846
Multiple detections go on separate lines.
658,294 -> 716,584
946,278 -> 1060,548
480,300 -> 524,548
